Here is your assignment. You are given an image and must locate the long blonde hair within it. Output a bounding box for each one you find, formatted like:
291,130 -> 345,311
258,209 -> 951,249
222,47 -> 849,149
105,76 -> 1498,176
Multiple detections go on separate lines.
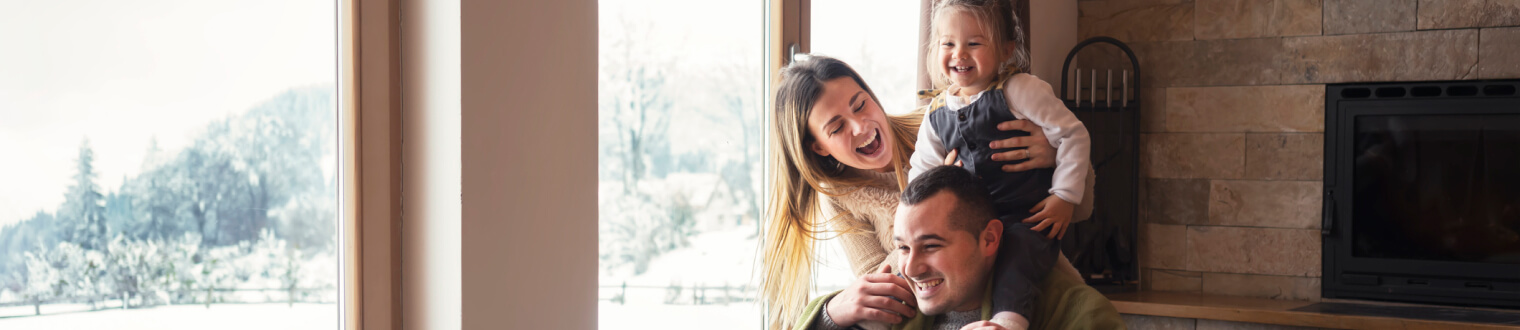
924,0 -> 1032,90
761,56 -> 922,329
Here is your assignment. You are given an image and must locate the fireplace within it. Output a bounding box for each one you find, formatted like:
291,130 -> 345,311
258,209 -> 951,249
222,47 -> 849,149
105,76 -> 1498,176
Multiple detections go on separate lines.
1322,80 -> 1520,307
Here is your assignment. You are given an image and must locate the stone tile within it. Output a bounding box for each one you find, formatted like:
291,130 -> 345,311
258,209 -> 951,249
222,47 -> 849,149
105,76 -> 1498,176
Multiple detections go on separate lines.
1141,88 -> 1166,132
1323,0 -> 1417,34
1130,38 -> 1288,88
1165,85 -> 1324,133
1246,133 -> 1325,180
1143,223 -> 1189,270
1197,319 -> 1323,330
1187,226 -> 1320,276
1080,0 -> 1194,17
1080,1 -> 1195,42
1142,179 -> 1211,225
1148,268 -> 1204,292
1417,0 -> 1520,29
1075,41 -> 1136,72
1209,180 -> 1322,229
1195,0 -> 1322,40
1124,314 -> 1197,330
1141,133 -> 1245,179
1282,30 -> 1480,84
1481,27 -> 1520,79
1201,272 -> 1321,301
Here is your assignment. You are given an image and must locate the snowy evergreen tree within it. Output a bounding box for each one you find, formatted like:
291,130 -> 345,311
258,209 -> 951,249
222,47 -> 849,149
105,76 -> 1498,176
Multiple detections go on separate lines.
59,140 -> 109,251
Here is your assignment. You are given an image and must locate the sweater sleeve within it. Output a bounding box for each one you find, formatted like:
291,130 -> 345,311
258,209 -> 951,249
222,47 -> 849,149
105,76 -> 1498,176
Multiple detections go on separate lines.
822,198 -> 897,277
792,291 -> 844,330
1002,74 -> 1091,205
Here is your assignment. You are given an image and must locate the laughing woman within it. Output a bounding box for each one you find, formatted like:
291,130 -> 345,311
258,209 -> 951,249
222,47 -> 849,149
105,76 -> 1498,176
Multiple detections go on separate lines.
759,56 -> 1095,329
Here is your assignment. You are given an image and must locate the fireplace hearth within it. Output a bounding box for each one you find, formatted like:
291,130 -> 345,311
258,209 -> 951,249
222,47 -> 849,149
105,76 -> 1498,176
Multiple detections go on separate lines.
1323,79 -> 1520,308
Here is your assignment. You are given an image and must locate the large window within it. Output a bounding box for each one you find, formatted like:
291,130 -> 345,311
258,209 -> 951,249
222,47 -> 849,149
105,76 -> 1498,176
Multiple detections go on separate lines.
0,0 -> 341,328
596,0 -> 923,328
596,0 -> 765,328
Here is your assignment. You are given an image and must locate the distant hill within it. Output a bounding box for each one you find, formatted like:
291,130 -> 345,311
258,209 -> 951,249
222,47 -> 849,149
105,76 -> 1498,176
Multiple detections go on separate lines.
0,86 -> 338,287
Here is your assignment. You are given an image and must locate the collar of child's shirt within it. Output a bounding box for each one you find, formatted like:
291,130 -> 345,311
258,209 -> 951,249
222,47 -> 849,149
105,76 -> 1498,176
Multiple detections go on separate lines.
918,63 -> 1022,112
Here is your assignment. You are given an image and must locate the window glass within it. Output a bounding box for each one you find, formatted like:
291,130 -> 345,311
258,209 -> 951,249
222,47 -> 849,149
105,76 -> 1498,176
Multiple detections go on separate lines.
597,0 -> 765,328
0,1 -> 340,328
811,0 -> 923,115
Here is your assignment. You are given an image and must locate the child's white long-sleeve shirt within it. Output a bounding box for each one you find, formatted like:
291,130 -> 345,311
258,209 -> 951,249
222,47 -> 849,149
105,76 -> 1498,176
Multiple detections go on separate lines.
908,73 -> 1091,205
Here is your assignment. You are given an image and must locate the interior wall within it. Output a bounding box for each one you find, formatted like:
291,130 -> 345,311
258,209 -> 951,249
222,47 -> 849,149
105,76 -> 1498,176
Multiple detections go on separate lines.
1028,0 -> 1076,83
400,0 -> 462,328
459,0 -> 598,329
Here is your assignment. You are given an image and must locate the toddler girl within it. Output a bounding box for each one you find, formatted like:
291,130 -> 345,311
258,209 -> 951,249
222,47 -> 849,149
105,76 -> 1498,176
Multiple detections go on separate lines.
906,0 -> 1092,329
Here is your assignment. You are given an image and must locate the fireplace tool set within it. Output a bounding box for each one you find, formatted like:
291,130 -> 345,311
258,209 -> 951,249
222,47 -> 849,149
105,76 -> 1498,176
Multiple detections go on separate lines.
1056,37 -> 1141,291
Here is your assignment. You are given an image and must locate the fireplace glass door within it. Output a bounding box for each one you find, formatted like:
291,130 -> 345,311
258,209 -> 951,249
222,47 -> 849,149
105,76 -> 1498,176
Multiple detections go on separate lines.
1351,114 -> 1520,265
1324,80 -> 1520,308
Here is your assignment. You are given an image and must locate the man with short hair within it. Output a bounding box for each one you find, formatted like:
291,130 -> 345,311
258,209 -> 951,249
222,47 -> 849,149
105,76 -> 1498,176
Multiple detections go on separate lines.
793,166 -> 1124,330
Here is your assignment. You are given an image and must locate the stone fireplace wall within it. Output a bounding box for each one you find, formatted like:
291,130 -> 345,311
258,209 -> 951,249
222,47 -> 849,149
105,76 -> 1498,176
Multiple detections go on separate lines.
1075,0 -> 1520,301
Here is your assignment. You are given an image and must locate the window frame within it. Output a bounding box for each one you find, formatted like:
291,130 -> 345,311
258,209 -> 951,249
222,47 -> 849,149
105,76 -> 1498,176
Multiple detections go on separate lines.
345,0 -> 403,329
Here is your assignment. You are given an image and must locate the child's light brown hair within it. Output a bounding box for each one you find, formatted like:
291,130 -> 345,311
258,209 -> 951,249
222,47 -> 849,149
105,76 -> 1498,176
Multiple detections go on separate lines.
924,0 -> 1032,89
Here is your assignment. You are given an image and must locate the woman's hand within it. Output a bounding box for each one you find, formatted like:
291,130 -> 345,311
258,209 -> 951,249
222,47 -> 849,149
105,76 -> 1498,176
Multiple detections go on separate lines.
824,264 -> 917,326
988,119 -> 1055,172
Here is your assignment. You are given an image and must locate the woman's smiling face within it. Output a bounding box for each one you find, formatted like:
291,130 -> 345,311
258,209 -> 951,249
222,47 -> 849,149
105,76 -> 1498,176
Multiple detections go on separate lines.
807,77 -> 894,172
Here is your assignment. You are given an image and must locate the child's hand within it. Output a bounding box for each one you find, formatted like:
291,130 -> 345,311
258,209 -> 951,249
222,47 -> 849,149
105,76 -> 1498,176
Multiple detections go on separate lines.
943,148 -> 964,167
983,311 -> 1029,330
1023,195 -> 1074,240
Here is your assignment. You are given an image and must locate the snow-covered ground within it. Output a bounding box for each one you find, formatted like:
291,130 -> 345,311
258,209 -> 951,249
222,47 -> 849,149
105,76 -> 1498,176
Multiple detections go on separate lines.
0,303 -> 336,329
0,226 -> 865,329
598,225 -> 863,328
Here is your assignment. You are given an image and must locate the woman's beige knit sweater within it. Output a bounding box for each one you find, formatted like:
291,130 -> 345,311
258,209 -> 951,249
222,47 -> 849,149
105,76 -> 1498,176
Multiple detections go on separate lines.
820,169 -> 905,277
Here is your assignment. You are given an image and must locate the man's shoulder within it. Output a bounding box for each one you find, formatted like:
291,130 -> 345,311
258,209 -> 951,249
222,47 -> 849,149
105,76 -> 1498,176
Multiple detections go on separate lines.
1031,272 -> 1126,330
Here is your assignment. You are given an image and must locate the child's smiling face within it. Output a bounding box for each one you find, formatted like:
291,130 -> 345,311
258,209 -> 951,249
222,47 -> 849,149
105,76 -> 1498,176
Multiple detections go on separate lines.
936,10 -> 1007,95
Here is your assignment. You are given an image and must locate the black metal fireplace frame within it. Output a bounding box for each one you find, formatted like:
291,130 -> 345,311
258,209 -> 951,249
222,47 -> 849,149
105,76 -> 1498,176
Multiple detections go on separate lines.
1322,79 -> 1520,308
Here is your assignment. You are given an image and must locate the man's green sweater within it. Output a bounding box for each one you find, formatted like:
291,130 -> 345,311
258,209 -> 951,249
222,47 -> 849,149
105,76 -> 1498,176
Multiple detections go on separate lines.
791,269 -> 1125,330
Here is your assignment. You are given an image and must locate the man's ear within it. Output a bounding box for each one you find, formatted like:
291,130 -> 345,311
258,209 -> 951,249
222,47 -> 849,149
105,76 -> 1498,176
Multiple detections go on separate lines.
810,140 -> 831,157
980,219 -> 1003,257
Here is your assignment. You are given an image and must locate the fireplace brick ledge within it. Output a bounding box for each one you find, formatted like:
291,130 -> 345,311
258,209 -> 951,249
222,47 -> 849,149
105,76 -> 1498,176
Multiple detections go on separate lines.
1106,291 -> 1520,329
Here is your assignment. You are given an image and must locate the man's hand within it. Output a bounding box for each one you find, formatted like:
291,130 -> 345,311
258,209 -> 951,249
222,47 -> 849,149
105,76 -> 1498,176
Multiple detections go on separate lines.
989,119 -> 1056,173
1023,195 -> 1074,240
825,264 -> 917,326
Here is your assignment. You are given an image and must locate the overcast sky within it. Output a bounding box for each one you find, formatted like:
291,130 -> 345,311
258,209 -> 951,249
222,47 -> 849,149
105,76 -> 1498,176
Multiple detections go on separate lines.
0,0 -> 336,226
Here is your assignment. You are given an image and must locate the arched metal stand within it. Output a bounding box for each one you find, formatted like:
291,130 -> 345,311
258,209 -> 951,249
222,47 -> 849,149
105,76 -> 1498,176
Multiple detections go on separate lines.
1057,37 -> 1141,291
